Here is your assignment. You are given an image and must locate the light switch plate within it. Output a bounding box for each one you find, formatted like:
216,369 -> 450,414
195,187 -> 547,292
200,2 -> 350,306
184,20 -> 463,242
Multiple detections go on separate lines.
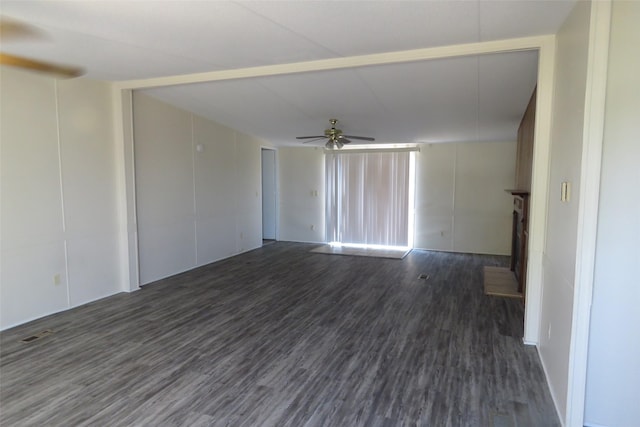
561,182 -> 571,202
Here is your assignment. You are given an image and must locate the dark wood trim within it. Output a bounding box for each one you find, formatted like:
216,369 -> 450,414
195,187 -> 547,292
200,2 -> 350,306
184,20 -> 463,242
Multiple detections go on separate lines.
508,88 -> 536,302
515,88 -> 537,193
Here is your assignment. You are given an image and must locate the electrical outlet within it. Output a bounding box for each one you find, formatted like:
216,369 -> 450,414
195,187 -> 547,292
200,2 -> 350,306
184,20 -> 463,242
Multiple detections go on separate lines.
53,274 -> 61,286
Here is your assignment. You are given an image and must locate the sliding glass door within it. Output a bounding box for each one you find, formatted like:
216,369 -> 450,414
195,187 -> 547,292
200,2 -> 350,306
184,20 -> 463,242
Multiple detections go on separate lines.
326,150 -> 414,248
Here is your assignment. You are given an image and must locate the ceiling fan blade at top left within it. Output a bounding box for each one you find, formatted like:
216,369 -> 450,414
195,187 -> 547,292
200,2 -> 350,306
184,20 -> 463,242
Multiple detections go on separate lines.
0,18 -> 45,41
296,136 -> 326,139
0,19 -> 84,78
0,53 -> 84,78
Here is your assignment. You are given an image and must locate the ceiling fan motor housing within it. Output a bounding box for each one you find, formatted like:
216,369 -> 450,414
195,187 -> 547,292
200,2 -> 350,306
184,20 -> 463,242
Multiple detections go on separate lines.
324,128 -> 342,138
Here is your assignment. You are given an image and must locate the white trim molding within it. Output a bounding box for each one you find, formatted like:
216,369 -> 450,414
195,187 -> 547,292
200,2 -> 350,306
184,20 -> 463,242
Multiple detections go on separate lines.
523,35 -> 556,345
115,36 -> 553,90
566,1 -> 612,426
112,87 -> 140,292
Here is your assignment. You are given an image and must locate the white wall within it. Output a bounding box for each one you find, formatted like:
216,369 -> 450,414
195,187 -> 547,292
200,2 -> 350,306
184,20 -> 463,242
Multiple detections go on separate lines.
261,149 -> 277,240
584,1 -> 640,425
537,0 -> 592,421
278,147 -> 325,243
277,142 -> 515,253
133,93 -> 264,285
414,141 -> 516,254
234,132 -> 264,252
0,67 -> 121,330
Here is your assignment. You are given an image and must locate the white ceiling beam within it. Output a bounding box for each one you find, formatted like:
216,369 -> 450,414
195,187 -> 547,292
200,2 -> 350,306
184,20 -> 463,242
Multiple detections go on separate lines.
115,35 -> 552,90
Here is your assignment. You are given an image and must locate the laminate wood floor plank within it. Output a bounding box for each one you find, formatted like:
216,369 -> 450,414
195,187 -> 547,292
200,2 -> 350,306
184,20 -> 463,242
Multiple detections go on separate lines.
0,242 -> 559,426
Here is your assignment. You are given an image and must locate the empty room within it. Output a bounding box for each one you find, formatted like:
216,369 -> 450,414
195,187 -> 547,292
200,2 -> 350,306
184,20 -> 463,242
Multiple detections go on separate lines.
1,1 -> 638,426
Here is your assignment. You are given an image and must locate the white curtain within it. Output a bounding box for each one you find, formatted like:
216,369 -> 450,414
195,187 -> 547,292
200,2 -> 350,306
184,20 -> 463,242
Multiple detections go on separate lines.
326,150 -> 411,247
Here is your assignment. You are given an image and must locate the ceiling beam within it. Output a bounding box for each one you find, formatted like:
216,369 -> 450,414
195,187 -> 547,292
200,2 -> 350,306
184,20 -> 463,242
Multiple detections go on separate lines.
115,35 -> 552,90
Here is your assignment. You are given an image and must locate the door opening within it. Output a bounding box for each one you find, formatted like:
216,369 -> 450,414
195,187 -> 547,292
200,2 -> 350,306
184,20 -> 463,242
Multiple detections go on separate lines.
261,148 -> 277,243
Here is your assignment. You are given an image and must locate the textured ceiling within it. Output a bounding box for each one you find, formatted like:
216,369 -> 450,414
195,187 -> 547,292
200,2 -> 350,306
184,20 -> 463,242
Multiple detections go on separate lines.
0,1 -> 576,146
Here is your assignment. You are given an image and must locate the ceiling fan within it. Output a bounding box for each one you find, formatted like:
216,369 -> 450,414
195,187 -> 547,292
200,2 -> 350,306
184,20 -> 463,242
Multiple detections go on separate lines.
0,18 -> 84,78
296,119 -> 375,149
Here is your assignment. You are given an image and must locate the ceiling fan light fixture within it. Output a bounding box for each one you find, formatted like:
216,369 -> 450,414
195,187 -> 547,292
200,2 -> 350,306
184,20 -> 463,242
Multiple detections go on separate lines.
298,118 -> 374,149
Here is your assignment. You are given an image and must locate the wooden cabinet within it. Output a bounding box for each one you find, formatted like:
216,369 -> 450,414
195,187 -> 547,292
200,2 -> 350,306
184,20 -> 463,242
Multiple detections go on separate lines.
512,193 -> 529,294
507,88 -> 536,301
515,89 -> 536,192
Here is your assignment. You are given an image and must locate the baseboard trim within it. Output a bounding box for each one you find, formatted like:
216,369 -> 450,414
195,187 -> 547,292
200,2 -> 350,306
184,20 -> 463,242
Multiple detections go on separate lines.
537,344 -> 566,427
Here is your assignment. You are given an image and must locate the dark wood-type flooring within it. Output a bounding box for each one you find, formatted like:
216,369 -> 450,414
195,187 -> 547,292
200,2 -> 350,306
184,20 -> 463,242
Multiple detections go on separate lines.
0,242 -> 559,426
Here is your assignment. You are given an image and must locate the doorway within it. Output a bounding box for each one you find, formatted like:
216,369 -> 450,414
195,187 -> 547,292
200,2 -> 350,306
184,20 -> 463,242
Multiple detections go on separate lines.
261,148 -> 277,243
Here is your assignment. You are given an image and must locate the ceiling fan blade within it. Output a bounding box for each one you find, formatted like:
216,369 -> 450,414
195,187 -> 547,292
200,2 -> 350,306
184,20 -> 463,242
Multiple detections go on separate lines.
0,53 -> 84,78
0,18 -> 45,41
342,135 -> 375,141
339,137 -> 351,144
302,137 -> 326,144
296,135 -> 326,139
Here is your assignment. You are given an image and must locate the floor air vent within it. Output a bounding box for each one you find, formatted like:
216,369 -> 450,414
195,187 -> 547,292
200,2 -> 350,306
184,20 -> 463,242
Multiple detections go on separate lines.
418,274 -> 430,280
21,329 -> 55,343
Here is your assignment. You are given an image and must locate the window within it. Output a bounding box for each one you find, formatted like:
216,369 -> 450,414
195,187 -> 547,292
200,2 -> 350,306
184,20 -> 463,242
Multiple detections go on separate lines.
326,149 -> 415,249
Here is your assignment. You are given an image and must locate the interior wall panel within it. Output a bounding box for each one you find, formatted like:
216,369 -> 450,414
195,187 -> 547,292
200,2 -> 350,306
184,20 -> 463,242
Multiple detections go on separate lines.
192,115 -> 237,265
453,142 -> 516,254
57,78 -> 121,307
133,92 -> 195,284
234,133 -> 263,252
585,1 -> 640,425
278,147 -> 325,243
133,93 -> 266,284
1,69 -> 63,249
414,141 -> 515,255
1,68 -> 121,329
414,144 -> 456,251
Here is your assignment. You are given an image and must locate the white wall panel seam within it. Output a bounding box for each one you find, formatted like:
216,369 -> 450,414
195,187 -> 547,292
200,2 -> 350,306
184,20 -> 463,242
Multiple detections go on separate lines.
191,113 -> 198,264
54,80 -> 71,308
451,145 -> 457,251
54,81 -> 67,234
126,90 -> 141,290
